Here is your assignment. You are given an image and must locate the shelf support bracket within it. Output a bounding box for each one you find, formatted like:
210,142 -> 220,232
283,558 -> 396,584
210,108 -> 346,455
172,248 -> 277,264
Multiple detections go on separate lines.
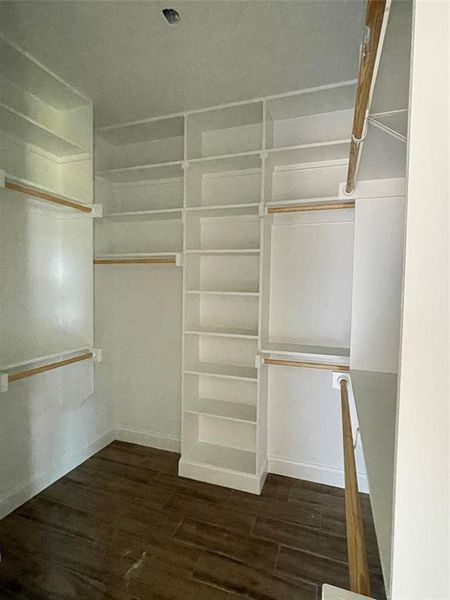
0,373 -> 9,393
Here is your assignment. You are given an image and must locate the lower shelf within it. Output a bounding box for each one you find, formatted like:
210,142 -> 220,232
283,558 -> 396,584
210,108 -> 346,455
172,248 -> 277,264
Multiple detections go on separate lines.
184,398 -> 257,423
183,441 -> 256,474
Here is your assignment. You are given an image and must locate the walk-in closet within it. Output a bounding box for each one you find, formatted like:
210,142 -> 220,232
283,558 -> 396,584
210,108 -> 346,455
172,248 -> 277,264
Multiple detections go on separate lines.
0,1 -> 449,600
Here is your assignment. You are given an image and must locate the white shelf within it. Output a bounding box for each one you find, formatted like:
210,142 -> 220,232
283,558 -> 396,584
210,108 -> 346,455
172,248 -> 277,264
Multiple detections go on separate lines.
267,139 -> 351,155
0,102 -> 89,158
187,150 -> 261,164
262,342 -> 350,365
96,161 -> 183,184
265,195 -> 341,208
185,249 -> 260,256
184,362 -> 258,382
183,441 -> 256,474
185,203 -> 260,216
186,290 -> 259,297
184,326 -> 258,340
97,115 -> 184,146
184,398 -> 257,423
103,208 -> 182,221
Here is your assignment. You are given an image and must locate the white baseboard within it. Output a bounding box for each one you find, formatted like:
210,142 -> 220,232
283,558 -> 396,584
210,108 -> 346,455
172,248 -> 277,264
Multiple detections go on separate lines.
114,428 -> 180,453
179,457 -> 267,495
0,429 -> 115,520
268,455 -> 369,494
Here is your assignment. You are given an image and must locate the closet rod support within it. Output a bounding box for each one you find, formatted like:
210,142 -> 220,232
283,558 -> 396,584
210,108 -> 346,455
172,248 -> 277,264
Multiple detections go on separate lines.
264,358 -> 350,371
1,352 -> 94,390
267,201 -> 355,215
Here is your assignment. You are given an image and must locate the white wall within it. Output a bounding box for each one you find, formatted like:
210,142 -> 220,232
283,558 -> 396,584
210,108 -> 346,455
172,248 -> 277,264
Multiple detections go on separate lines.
391,2 -> 449,598
268,367 -> 368,490
94,265 -> 182,452
0,193 -> 112,520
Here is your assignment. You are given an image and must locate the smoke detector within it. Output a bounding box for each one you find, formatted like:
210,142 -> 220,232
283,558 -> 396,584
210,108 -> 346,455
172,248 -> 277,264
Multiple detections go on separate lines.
162,8 -> 180,24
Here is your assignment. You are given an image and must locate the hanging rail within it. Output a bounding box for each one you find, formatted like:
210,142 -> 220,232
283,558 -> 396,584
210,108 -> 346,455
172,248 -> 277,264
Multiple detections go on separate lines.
264,358 -> 350,372
345,0 -> 389,194
340,378 -> 371,595
94,257 -> 177,265
268,201 -> 355,215
3,179 -> 93,213
0,351 -> 96,392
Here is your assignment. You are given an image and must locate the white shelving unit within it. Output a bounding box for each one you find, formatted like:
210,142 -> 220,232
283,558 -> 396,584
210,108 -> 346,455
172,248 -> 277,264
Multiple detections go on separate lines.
94,79 -> 404,495
0,34 -> 94,370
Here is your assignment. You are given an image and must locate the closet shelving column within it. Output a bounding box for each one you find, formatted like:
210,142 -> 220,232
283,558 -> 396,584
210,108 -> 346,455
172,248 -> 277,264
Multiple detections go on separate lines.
0,34 -> 95,378
179,102 -> 266,493
260,83 -> 357,368
94,115 -> 185,265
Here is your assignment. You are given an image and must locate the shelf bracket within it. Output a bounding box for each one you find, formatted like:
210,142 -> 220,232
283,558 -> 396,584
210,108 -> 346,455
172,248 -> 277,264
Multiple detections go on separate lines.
332,371 -> 350,390
0,373 -> 8,393
175,253 -> 184,267
91,348 -> 103,362
254,354 -> 263,369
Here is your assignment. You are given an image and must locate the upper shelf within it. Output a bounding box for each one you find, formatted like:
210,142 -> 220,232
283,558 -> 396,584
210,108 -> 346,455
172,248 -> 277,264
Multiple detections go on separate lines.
95,115 -> 184,171
96,161 -> 183,184
0,35 -> 89,110
187,102 -> 262,160
0,102 -> 88,158
265,82 -> 356,149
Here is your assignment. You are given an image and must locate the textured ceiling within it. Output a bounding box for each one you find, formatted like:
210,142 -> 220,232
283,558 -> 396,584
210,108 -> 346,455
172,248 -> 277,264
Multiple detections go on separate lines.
0,0 -> 366,126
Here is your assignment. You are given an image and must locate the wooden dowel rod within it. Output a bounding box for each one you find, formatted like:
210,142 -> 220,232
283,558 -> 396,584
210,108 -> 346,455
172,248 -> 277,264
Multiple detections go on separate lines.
94,258 -> 176,265
8,352 -> 94,383
340,379 -> 371,596
5,181 -> 92,213
346,0 -> 387,193
268,202 -> 355,214
264,358 -> 350,371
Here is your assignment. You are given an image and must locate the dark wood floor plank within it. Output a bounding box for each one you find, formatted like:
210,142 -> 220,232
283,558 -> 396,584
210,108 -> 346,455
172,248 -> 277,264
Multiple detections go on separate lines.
229,489 -> 321,530
164,492 -> 256,535
194,551 -> 317,600
174,517 -> 279,570
0,442 -> 386,600
276,545 -> 349,589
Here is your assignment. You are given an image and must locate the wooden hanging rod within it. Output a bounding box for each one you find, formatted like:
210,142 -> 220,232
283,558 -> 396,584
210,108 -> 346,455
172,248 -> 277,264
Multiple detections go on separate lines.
5,180 -> 92,213
346,0 -> 388,194
8,352 -> 93,383
268,201 -> 355,214
340,378 -> 371,595
264,358 -> 350,371
94,257 -> 176,265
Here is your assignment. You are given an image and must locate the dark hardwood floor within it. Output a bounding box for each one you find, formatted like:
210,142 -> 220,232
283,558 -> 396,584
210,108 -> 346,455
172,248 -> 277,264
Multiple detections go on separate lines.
0,441 -> 385,600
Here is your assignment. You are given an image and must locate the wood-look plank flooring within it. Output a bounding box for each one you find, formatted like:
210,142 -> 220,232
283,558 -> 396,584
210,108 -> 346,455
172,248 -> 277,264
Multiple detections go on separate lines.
0,442 -> 386,599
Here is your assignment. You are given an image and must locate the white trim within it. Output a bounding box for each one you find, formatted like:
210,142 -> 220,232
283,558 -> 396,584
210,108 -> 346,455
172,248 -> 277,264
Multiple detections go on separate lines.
268,455 -> 369,493
0,429 -> 115,520
114,428 -> 181,453
178,456 -> 267,495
